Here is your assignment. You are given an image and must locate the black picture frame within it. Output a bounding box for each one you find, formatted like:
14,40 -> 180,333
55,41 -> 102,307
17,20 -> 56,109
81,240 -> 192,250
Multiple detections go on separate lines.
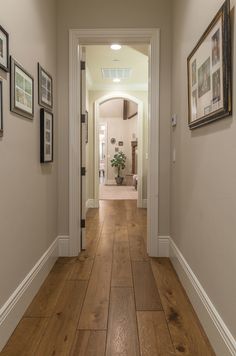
187,0 -> 232,129
40,108 -> 53,163
10,57 -> 34,119
0,80 -> 3,136
0,25 -> 9,72
38,63 -> 53,110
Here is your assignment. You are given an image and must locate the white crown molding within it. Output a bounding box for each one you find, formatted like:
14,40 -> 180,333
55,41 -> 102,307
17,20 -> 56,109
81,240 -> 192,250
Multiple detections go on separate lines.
169,238 -> 236,356
0,238 -> 58,351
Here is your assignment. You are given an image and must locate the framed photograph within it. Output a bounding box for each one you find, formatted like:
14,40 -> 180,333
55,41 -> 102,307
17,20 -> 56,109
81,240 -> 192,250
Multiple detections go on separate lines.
0,80 -> 3,136
40,108 -> 53,163
38,63 -> 53,109
0,25 -> 9,72
10,57 -> 34,119
187,0 -> 232,129
118,141 -> 123,146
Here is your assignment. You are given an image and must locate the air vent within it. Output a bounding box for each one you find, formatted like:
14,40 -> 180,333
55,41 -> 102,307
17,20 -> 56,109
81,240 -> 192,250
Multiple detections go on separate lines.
101,68 -> 132,80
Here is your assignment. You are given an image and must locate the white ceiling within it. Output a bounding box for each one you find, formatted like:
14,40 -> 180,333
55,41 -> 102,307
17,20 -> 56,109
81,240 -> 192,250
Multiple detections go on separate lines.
86,45 -> 148,91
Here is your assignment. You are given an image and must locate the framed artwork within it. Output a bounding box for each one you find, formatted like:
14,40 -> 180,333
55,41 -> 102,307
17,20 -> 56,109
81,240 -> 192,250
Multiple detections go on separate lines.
118,141 -> 123,146
0,80 -> 3,136
10,57 -> 34,119
40,109 -> 53,163
38,63 -> 53,109
110,138 -> 116,144
187,0 -> 232,129
0,25 -> 9,72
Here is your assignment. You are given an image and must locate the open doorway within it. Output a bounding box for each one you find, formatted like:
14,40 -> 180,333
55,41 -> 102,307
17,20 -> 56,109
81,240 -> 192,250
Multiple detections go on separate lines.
69,29 -> 160,257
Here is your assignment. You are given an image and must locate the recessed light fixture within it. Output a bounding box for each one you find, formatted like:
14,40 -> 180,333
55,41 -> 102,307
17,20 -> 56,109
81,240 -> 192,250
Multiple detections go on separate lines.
113,78 -> 121,83
110,44 -> 122,51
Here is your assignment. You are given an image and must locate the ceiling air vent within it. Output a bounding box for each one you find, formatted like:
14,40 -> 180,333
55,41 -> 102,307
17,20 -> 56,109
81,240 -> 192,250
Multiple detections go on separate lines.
101,68 -> 132,80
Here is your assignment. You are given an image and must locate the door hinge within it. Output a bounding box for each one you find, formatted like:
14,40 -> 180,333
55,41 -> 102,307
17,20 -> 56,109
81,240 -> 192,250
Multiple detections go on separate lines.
81,114 -> 86,123
81,219 -> 86,228
80,61 -> 86,70
81,167 -> 86,176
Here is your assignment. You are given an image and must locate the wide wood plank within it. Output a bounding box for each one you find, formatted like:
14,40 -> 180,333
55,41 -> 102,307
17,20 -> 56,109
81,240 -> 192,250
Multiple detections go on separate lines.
1,318 -> 48,356
112,241 -> 133,287
114,226 -> 128,242
106,287 -> 140,356
137,311 -> 175,356
25,262 -> 72,317
68,256 -> 94,281
128,224 -> 149,261
132,261 -> 162,311
35,280 -> 87,356
78,257 -> 112,330
70,331 -> 106,356
151,258 -> 215,355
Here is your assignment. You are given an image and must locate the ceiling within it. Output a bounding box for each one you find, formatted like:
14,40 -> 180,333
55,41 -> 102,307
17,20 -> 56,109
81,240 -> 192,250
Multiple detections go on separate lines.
86,45 -> 148,91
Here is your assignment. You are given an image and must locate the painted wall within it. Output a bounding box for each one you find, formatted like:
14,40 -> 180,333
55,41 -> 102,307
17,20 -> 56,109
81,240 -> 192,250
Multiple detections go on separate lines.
87,90 -> 148,200
171,0 -> 236,342
57,0 -> 172,236
0,0 -> 57,308
99,101 -> 138,182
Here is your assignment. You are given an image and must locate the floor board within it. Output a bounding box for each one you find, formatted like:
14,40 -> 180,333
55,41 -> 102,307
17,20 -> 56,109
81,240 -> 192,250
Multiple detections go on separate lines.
70,330 -> 106,356
112,241 -> 133,287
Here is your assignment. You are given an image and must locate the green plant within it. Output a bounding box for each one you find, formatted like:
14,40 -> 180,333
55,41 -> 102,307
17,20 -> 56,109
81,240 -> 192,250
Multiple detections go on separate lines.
110,151 -> 126,177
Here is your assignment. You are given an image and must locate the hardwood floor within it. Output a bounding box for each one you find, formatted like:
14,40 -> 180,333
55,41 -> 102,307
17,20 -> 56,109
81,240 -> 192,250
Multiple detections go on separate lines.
1,200 -> 215,356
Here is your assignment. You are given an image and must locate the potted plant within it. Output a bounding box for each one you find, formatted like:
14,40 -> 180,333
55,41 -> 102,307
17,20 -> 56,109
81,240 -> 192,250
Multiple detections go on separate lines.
111,151 -> 126,185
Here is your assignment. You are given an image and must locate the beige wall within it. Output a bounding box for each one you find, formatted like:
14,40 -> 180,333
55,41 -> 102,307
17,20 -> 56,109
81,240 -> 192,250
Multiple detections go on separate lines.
0,0 -> 57,307
57,0 -> 172,236
171,0 -> 236,339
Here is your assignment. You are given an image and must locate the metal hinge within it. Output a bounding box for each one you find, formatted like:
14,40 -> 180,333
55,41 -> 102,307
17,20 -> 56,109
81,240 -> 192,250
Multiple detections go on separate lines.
81,167 -> 86,176
80,61 -> 86,70
81,114 -> 86,123
81,219 -> 86,228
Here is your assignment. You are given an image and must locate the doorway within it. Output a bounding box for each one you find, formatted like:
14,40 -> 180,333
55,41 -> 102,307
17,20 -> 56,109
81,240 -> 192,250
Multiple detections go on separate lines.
69,28 -> 160,257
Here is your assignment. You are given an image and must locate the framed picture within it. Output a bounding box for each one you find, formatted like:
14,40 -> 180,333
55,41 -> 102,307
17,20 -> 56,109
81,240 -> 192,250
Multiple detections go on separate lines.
10,57 -> 34,119
38,63 -> 53,109
0,25 -> 9,72
0,80 -> 3,136
40,108 -> 53,163
118,141 -> 123,146
187,0 -> 232,129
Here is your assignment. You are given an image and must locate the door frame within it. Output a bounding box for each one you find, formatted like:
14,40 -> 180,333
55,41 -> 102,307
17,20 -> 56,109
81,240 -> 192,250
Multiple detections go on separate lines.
98,121 -> 108,185
94,93 -> 144,208
69,28 -> 160,257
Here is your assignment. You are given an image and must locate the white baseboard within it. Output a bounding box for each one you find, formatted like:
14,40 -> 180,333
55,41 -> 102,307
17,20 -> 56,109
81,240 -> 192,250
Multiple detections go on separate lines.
142,199 -> 147,208
158,236 -> 170,257
58,235 -> 70,257
169,238 -> 236,356
0,237 -> 58,351
86,199 -> 99,209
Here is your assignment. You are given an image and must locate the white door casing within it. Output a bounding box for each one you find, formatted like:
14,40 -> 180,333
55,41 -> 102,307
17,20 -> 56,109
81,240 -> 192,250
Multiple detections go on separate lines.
69,28 -> 160,257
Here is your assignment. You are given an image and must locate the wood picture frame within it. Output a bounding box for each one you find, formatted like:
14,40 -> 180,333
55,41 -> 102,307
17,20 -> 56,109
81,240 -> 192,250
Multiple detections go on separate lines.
10,57 -> 34,119
38,63 -> 53,110
40,108 -> 53,163
0,79 -> 3,136
187,0 -> 232,129
0,25 -> 9,72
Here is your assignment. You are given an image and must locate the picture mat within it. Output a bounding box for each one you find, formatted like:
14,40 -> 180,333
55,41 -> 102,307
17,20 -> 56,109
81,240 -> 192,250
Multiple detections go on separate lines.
189,17 -> 223,123
44,111 -> 53,161
15,65 -> 33,114
0,31 -> 7,67
41,70 -> 52,106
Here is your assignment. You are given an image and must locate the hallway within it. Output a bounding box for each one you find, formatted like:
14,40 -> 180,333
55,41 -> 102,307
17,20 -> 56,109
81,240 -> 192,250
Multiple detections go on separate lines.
1,201 -> 214,355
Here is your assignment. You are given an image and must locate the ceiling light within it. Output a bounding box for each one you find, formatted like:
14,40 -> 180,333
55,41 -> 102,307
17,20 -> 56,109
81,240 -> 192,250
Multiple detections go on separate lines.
111,44 -> 122,51
113,78 -> 121,83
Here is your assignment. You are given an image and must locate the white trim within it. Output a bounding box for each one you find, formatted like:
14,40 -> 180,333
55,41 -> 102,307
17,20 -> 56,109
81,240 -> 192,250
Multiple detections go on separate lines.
58,235 -> 70,257
0,238 -> 58,351
94,92 -> 144,209
158,236 -> 170,257
90,83 -> 148,91
86,199 -> 98,209
170,238 -> 236,356
142,199 -> 147,208
69,28 -> 160,258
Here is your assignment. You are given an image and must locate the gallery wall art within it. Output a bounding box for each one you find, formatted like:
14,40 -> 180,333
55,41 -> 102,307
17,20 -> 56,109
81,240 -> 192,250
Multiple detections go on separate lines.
0,25 -> 9,72
187,0 -> 232,129
38,63 -> 53,110
10,57 -> 34,119
40,108 -> 53,163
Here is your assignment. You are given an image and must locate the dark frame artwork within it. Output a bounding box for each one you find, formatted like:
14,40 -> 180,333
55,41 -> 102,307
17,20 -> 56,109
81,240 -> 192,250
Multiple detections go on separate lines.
0,80 -> 3,136
187,0 -> 232,129
38,63 -> 53,110
0,25 -> 9,72
40,108 -> 53,163
10,57 -> 34,119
